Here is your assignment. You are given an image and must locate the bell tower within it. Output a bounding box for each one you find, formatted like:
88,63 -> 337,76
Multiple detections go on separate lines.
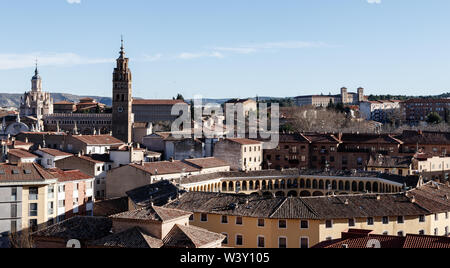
112,37 -> 133,143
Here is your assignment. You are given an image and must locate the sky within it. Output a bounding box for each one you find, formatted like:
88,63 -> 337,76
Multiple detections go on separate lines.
0,0 -> 450,99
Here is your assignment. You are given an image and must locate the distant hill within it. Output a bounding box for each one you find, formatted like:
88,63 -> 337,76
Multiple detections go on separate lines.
0,93 -> 112,108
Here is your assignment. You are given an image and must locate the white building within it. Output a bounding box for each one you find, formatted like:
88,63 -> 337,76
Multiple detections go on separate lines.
34,148 -> 73,169
359,100 -> 402,123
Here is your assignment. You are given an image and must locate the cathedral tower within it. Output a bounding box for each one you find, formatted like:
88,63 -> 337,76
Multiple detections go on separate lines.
112,37 -> 133,143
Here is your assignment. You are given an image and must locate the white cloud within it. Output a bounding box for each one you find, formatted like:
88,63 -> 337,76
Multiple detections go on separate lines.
0,53 -> 112,70
367,0 -> 381,4
67,0 -> 81,4
177,52 -> 224,60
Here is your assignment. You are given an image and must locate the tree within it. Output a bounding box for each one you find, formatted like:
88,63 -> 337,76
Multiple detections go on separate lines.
426,112 -> 443,125
175,94 -> 185,101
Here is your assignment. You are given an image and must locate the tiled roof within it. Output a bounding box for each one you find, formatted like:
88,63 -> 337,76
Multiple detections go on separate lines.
312,230 -> 450,248
48,168 -> 93,182
110,205 -> 192,222
78,154 -> 111,164
36,148 -> 73,157
303,133 -> 341,144
395,130 -> 450,145
133,99 -> 188,105
90,227 -> 163,248
340,133 -> 403,144
367,155 -> 413,168
54,101 -> 74,105
166,183 -> 450,219
163,224 -> 225,248
227,138 -> 262,145
71,135 -> 124,145
93,197 -> 129,217
32,216 -> 113,241
130,160 -> 199,176
0,163 -> 56,183
8,149 -> 38,159
126,180 -> 185,207
407,182 -> 450,213
183,157 -> 230,169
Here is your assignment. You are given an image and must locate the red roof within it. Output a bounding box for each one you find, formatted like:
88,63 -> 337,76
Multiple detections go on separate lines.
8,149 -> 38,159
37,148 -> 73,157
227,138 -> 262,145
48,168 -> 93,182
133,99 -> 188,106
71,135 -> 124,145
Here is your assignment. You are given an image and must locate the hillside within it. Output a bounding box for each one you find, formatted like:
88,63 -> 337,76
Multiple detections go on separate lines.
0,93 -> 112,108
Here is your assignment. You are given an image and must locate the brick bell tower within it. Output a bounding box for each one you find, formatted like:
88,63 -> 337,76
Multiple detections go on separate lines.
112,37 -> 133,143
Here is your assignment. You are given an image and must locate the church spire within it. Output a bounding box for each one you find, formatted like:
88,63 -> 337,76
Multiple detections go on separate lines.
119,35 -> 125,59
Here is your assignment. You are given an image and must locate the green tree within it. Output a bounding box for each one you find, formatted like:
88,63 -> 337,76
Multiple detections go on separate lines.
427,112 -> 443,124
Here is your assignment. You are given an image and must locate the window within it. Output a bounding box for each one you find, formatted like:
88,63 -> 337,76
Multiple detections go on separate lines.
397,216 -> 404,224
278,237 -> 287,248
300,220 -> 309,229
419,215 -> 425,223
29,219 -> 38,232
222,233 -> 228,245
435,214 -> 439,221
258,236 -> 265,248
434,228 -> 439,236
10,204 -> 17,218
325,220 -> 333,229
419,230 -> 425,235
58,185 -> 65,193
58,200 -> 65,207
11,220 -> 17,233
29,203 -> 38,217
279,220 -> 287,229
382,217 -> 389,225
236,217 -> 243,225
221,215 -> 228,224
368,217 -> 374,225
236,235 -> 243,246
11,188 -> 17,201
29,187 -> 38,200
189,214 -> 194,221
348,218 -> 355,227
398,231 -> 404,237
201,214 -> 208,222
258,219 -> 265,227
383,231 -> 389,236
300,237 -> 309,249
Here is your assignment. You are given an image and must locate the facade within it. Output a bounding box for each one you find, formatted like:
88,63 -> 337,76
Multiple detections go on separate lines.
55,155 -> 113,200
106,157 -> 230,199
403,98 -> 450,123
19,66 -> 54,121
214,138 -> 263,171
112,39 -> 134,144
47,168 -> 95,222
0,163 -> 58,248
224,98 -> 257,118
359,100 -> 403,123
109,145 -> 146,168
294,87 -> 367,107
34,148 -> 73,169
53,101 -> 76,114
165,182 -> 450,248
132,99 -> 189,124
7,149 -> 39,164
44,113 -> 112,135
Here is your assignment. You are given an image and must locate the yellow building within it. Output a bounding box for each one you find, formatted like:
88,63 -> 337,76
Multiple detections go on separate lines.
162,181 -> 450,248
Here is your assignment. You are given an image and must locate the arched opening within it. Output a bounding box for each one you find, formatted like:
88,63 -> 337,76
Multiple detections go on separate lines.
313,191 -> 324,197
373,182 -> 379,192
332,180 -> 337,190
255,181 -> 260,190
359,182 -> 365,192
280,180 -> 286,189
262,192 -> 273,198
249,181 -> 254,190
339,181 -> 344,191
366,182 -> 372,192
250,192 -> 260,197
287,179 -> 293,189
287,191 -> 298,197
229,182 -> 234,192
262,181 -> 267,190
268,181 -> 273,190
274,180 -> 280,189
313,180 -> 318,189
275,191 -> 285,197
300,179 -> 305,188
236,182 -> 241,192
306,179 -> 311,189
293,179 -> 298,188
222,182 -> 227,192
300,191 -> 311,197
319,180 -> 325,190
345,181 -> 351,191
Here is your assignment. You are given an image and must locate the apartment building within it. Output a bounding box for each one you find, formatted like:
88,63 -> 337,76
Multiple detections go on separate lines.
0,163 -> 58,247
214,138 -> 263,171
359,100 -> 402,123
55,155 -> 113,200
34,148 -> 73,168
165,181 -> 450,248
403,98 -> 450,123
47,168 -> 95,222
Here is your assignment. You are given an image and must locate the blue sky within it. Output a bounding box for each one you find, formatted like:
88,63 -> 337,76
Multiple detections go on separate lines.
1,0 -> 450,99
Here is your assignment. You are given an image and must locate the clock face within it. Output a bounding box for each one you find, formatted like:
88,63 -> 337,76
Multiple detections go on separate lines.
118,106 -> 124,113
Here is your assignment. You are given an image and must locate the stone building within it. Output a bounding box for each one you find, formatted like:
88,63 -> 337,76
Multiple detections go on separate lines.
214,138 -> 263,171
19,65 -> 53,121
294,87 -> 367,107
